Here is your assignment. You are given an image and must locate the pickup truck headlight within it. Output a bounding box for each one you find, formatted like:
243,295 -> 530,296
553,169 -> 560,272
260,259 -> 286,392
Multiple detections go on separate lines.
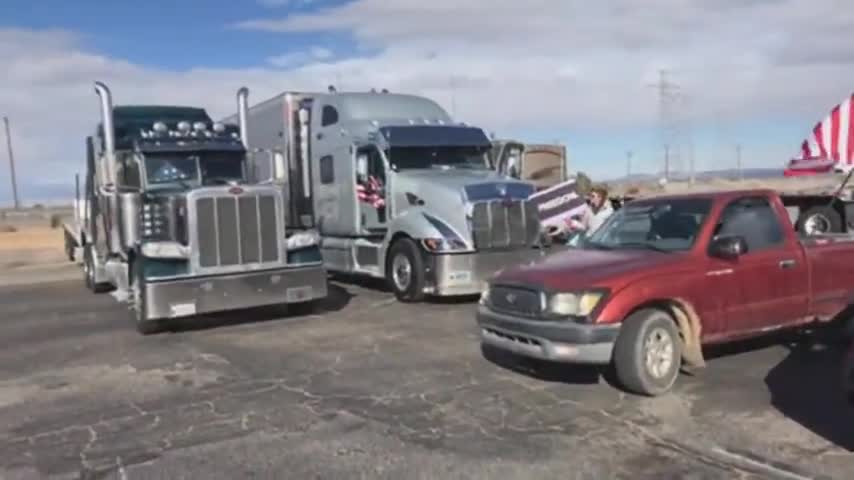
547,291 -> 606,317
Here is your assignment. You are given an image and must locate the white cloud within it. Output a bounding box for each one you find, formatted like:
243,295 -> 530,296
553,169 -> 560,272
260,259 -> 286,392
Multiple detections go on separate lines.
267,46 -> 332,67
257,0 -> 315,7
4,0 -> 854,202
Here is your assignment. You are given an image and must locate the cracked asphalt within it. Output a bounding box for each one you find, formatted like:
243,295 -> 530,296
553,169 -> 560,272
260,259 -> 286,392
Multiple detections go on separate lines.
1,276 -> 853,479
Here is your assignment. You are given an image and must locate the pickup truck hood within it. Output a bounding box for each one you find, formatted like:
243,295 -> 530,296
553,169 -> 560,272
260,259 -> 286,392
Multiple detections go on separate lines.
494,247 -> 688,291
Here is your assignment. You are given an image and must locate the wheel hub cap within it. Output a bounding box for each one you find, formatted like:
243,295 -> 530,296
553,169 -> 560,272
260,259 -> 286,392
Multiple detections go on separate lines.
392,254 -> 412,291
804,214 -> 830,234
644,327 -> 674,379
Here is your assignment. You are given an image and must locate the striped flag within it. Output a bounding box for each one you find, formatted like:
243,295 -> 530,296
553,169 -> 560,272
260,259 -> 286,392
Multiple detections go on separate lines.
787,93 -> 854,175
356,176 -> 386,209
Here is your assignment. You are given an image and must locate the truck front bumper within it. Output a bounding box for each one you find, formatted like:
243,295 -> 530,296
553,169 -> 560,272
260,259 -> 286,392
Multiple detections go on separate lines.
476,305 -> 620,364
427,247 -> 560,297
143,264 -> 327,321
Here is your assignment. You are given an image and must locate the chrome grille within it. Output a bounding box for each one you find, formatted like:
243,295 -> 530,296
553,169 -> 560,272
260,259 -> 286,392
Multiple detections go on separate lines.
196,194 -> 280,268
471,199 -> 540,250
489,285 -> 542,317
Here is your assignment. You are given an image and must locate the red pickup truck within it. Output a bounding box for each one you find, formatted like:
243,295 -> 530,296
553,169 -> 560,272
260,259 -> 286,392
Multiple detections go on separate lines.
477,189 -> 854,396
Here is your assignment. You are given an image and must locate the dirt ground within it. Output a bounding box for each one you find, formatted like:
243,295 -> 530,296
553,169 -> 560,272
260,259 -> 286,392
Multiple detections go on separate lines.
0,225 -> 71,281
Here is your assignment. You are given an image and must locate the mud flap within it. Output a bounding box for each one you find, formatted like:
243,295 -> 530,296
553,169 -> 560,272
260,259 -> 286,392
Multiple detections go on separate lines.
670,299 -> 706,369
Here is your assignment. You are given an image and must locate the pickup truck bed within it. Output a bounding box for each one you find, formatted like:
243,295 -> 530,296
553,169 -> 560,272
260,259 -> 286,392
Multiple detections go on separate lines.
477,188 -> 854,396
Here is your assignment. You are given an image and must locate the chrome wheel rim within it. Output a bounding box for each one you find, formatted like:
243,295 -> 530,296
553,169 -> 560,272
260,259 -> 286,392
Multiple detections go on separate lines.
804,214 -> 830,235
392,254 -> 412,292
644,327 -> 675,379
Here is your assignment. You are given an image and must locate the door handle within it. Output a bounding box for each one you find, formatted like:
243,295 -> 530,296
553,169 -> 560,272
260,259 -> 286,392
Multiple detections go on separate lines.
779,259 -> 796,269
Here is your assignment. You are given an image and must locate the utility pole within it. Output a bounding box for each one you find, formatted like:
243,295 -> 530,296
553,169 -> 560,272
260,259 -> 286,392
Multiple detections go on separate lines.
664,144 -> 670,181
2,116 -> 20,210
736,143 -> 743,181
626,150 -> 633,177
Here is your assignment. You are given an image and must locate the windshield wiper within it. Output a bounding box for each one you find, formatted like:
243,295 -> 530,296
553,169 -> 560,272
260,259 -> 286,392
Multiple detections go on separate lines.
617,242 -> 669,253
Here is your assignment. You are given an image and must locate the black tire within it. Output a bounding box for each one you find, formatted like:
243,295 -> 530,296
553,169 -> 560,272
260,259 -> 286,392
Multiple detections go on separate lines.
131,260 -> 162,335
385,237 -> 426,302
612,308 -> 682,396
796,205 -> 843,235
83,245 -> 112,293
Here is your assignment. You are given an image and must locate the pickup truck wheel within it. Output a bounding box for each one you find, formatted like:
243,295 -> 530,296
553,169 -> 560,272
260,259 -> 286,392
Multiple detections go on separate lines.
386,238 -> 426,303
613,309 -> 682,396
797,206 -> 842,235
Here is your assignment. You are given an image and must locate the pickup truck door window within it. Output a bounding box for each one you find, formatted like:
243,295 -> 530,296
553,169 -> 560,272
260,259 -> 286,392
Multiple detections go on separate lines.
712,196 -> 808,331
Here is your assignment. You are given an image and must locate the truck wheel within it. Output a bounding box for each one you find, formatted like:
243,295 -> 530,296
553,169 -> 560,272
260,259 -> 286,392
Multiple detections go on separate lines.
612,308 -> 682,396
131,262 -> 162,335
386,238 -> 426,302
83,246 -> 111,293
797,205 -> 842,235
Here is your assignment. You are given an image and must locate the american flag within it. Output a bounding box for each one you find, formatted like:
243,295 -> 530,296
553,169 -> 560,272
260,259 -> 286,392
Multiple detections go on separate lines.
787,93 -> 854,174
356,176 -> 386,209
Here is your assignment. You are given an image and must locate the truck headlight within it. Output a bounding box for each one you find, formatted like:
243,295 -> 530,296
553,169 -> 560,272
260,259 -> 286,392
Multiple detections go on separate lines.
141,241 -> 190,259
286,230 -> 320,251
547,291 -> 606,317
422,237 -> 467,252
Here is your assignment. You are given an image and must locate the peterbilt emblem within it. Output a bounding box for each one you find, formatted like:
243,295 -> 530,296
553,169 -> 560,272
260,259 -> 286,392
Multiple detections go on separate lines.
496,184 -> 507,196
505,292 -> 517,304
228,186 -> 244,195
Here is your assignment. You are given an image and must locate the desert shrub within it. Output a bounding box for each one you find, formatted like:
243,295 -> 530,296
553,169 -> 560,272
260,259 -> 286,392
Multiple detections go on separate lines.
0,225 -> 17,233
50,214 -> 62,229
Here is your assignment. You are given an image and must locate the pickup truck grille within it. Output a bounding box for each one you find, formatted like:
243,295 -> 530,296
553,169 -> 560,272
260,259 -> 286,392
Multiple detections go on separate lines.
489,285 -> 542,317
195,194 -> 280,268
471,199 -> 540,250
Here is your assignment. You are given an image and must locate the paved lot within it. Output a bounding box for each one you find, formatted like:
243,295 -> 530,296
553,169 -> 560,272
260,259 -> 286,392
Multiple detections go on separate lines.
0,275 -> 852,479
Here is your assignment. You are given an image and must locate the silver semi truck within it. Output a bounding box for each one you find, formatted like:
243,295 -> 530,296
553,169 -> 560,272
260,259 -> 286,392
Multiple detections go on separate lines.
77,82 -> 327,334
224,88 -> 550,302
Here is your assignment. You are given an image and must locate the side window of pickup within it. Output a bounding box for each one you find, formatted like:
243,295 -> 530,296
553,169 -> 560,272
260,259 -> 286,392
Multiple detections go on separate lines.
712,196 -> 785,253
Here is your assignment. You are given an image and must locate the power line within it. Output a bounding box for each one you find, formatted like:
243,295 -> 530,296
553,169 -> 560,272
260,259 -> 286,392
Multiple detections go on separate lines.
2,116 -> 20,210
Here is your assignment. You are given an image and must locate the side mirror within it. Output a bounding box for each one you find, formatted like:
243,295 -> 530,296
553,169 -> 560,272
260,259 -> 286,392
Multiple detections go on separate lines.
709,235 -> 748,259
356,154 -> 368,182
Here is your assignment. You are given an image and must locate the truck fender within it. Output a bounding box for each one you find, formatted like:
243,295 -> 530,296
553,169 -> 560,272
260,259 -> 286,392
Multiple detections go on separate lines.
668,298 -> 706,368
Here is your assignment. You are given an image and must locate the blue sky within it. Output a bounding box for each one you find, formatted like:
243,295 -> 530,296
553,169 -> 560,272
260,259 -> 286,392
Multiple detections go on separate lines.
0,0 -> 852,205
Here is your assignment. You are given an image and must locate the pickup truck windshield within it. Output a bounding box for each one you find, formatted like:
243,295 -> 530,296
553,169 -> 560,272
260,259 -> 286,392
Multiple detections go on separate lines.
145,152 -> 244,188
387,146 -> 490,171
584,198 -> 714,252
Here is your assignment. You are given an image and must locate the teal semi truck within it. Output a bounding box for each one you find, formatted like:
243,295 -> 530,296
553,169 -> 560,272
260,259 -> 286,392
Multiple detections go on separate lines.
70,82 -> 327,334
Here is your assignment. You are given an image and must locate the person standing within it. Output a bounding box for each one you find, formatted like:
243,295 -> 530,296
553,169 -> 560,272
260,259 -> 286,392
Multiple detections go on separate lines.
566,184 -> 614,236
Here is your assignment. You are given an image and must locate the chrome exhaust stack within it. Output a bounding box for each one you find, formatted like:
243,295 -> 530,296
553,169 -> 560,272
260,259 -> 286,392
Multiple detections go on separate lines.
237,86 -> 249,149
94,81 -> 117,185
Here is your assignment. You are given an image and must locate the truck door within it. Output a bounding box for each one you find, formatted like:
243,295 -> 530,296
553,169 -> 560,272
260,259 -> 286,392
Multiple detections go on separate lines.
710,196 -> 809,332
354,145 -> 388,235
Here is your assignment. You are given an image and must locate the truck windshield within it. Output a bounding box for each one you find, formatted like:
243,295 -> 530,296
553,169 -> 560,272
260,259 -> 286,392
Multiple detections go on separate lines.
387,146 -> 490,171
583,198 -> 713,252
144,152 -> 244,188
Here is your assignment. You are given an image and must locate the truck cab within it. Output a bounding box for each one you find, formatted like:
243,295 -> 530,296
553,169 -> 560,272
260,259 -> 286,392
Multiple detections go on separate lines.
232,89 -> 551,302
81,83 -> 327,334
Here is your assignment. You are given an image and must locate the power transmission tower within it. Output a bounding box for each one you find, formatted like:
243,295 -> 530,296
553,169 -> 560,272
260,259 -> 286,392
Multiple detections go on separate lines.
2,116 -> 20,209
649,70 -> 684,179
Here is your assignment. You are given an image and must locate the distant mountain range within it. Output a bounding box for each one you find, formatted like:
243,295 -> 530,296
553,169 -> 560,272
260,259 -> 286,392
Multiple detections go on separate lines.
606,167 -> 785,183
